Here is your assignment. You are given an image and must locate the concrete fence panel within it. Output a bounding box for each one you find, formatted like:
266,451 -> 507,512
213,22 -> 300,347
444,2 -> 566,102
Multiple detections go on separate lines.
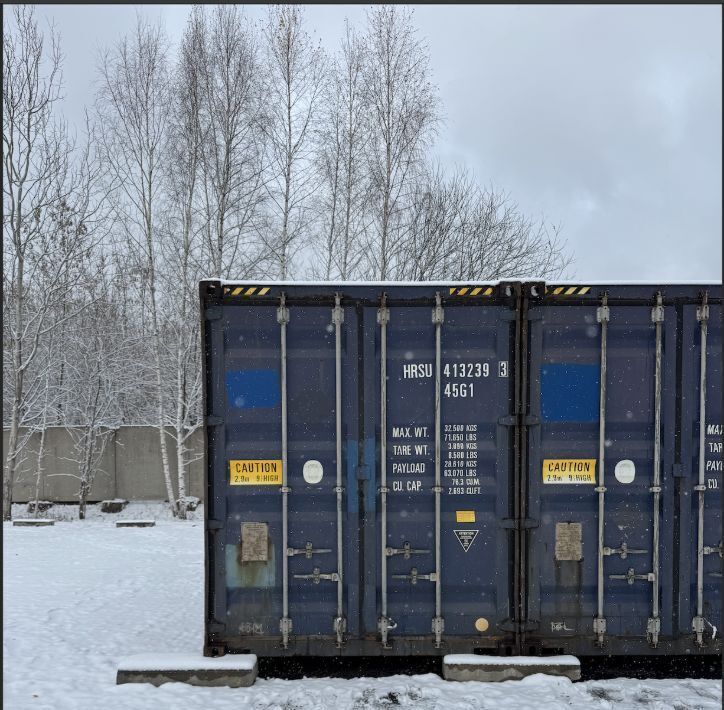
3,426 -> 205,504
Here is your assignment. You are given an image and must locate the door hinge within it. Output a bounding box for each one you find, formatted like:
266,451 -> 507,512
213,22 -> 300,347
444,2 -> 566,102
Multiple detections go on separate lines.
205,306 -> 222,321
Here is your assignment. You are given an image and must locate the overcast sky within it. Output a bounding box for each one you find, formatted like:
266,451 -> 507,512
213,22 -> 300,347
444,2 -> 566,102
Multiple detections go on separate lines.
34,4 -> 722,282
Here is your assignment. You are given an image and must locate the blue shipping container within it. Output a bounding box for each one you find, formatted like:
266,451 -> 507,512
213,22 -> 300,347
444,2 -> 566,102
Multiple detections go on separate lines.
200,281 -> 721,658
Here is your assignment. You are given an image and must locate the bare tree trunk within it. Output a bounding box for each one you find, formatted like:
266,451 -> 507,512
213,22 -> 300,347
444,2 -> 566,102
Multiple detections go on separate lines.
175,351 -> 188,520
78,428 -> 96,521
148,250 -> 176,515
262,5 -> 325,279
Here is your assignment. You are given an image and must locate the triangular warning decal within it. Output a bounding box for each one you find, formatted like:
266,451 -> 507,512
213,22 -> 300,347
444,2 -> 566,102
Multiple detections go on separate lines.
454,529 -> 479,552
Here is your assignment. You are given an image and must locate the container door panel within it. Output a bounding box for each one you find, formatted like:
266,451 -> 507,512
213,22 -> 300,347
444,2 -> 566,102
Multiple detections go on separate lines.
372,299 -> 513,647
682,301 -> 722,646
219,302 -> 359,643
527,302 -> 676,651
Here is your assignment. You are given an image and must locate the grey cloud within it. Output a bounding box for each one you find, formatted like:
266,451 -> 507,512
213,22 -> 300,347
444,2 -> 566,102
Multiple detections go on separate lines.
35,3 -> 722,281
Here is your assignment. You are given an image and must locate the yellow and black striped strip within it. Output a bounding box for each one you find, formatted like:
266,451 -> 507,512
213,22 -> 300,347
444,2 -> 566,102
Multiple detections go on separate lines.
448,286 -> 495,297
223,285 -> 272,297
545,286 -> 591,296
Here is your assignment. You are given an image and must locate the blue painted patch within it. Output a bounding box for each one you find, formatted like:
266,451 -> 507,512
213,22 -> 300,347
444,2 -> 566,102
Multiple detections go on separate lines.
541,363 -> 600,422
225,369 -> 280,409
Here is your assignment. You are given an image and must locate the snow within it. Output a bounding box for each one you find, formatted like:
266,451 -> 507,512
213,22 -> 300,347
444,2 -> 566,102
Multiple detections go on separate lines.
210,278 -> 719,287
118,653 -> 257,672
10,500 -> 190,522
4,506 -> 721,710
443,654 -> 579,666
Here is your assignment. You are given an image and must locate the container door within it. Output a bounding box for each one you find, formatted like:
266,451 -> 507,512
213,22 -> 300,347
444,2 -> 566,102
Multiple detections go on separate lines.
369,290 -> 514,651
526,292 -> 677,653
681,297 -> 722,648
205,292 -> 360,653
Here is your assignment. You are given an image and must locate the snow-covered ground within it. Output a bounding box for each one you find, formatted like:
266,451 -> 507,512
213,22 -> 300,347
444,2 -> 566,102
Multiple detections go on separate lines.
3,503 -> 721,710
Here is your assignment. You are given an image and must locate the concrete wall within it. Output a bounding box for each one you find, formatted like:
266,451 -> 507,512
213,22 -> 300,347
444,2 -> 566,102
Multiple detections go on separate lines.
3,426 -> 205,503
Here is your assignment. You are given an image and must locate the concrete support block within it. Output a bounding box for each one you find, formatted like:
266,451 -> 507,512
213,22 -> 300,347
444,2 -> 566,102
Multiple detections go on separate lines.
115,520 -> 155,528
26,501 -> 53,513
116,653 -> 257,688
101,499 -> 129,513
442,654 -> 581,682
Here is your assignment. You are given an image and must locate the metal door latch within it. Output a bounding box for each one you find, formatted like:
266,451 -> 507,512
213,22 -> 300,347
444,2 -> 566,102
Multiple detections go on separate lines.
703,541 -> 723,558
293,567 -> 339,584
603,542 -> 647,559
391,568 -> 437,585
287,542 -> 332,558
385,542 -> 430,559
609,567 -> 654,585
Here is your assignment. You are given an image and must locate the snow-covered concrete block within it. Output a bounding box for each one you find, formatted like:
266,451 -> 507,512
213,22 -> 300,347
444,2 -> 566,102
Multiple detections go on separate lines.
26,501 -> 53,513
179,496 -> 200,512
13,519 -> 55,527
442,654 -> 581,682
115,520 -> 155,528
101,499 -> 129,513
116,653 -> 257,688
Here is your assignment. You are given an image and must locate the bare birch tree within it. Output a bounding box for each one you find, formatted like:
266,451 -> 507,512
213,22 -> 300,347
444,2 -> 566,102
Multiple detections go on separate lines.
400,163 -> 571,280
362,5 -> 441,280
261,4 -> 326,279
311,21 -> 370,280
96,16 -> 178,515
57,259 -> 135,519
192,6 -> 267,279
3,6 -> 106,519
161,12 -> 207,518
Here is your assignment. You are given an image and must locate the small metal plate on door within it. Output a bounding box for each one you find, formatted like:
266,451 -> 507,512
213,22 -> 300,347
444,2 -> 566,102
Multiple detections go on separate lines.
555,522 -> 582,561
241,522 -> 269,562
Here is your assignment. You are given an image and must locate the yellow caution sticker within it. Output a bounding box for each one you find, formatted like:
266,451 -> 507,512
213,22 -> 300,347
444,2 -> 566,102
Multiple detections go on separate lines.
455,510 -> 476,523
543,459 -> 597,484
229,460 -> 282,485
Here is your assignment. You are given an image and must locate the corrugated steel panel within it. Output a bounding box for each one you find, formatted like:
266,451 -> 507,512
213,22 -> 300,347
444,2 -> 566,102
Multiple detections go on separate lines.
200,280 -> 721,658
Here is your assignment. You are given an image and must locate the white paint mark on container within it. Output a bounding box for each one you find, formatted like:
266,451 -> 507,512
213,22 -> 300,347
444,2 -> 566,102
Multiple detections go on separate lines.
614,459 -> 636,484
302,460 -> 323,485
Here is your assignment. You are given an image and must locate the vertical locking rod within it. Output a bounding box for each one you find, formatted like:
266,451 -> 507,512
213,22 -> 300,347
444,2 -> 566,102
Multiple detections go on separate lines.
378,295 -> 392,646
332,295 -> 346,646
648,292 -> 664,647
693,292 -> 709,645
431,293 -> 445,647
594,294 -> 609,645
277,294 -> 292,647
